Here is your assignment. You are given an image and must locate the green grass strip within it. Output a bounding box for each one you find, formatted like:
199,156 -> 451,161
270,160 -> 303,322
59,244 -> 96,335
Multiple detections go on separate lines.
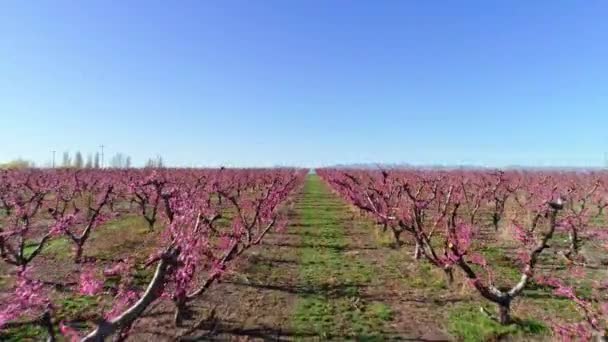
292,175 -> 392,340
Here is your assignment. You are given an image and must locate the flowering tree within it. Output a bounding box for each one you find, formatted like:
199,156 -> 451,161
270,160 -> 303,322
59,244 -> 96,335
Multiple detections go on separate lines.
0,168 -> 305,341
485,171 -> 520,231
49,178 -> 117,263
321,169 -> 472,282
560,176 -> 601,260
0,170 -> 53,270
127,176 -> 165,231
445,196 -> 564,324
535,270 -> 607,341
319,168 -> 583,325
171,169 -> 301,325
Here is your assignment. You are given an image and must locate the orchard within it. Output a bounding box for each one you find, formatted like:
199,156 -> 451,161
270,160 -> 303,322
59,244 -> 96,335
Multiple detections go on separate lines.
1,167 -> 607,341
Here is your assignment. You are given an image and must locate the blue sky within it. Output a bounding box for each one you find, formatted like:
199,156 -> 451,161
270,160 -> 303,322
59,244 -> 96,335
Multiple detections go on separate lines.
1,1 -> 607,168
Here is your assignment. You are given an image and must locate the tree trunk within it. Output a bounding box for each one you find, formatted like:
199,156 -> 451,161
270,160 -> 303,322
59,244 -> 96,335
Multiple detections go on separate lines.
173,298 -> 192,326
444,267 -> 454,285
145,217 -> 155,232
568,229 -> 579,258
413,242 -> 422,259
42,310 -> 55,342
498,303 -> 511,324
492,213 -> 500,231
74,244 -> 84,263
391,229 -> 403,249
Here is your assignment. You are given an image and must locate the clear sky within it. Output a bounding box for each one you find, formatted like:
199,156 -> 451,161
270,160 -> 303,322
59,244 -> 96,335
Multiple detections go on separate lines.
1,1 -> 607,168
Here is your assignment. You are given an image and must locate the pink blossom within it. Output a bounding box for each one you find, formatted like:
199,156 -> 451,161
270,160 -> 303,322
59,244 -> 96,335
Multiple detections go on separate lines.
516,250 -> 531,264
467,278 -> 483,288
454,223 -> 473,253
79,267 -> 104,296
274,218 -> 288,233
103,260 -> 132,277
512,222 -> 534,246
553,285 -> 576,299
600,302 -> 608,316
210,260 -> 226,278
468,253 -> 487,267
232,219 -> 245,238
217,235 -> 234,251
570,267 -> 586,278
50,214 -> 77,236
0,274 -> 48,328
60,322 -> 81,342
552,322 -> 593,342
105,290 -> 140,320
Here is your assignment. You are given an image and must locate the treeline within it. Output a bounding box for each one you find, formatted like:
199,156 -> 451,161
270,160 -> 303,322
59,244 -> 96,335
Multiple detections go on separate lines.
0,159 -> 36,169
1,153 -> 166,169
60,151 -> 131,168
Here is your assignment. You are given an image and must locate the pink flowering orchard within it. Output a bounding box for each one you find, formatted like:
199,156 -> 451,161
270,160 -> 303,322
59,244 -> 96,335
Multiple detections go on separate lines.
0,168 -> 305,341
318,168 -> 608,337
2,166 -> 608,340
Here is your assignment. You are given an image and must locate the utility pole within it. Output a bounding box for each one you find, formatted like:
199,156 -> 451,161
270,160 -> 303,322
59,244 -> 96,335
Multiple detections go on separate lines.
99,145 -> 105,168
51,150 -> 56,168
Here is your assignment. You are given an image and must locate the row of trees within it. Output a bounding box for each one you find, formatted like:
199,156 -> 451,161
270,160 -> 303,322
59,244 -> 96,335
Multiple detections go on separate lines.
0,159 -> 36,169
1,154 -> 166,169
60,151 -> 132,169
0,168 -> 306,340
318,168 -> 608,340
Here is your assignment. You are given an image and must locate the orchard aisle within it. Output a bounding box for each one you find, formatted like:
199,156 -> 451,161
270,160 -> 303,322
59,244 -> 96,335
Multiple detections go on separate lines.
291,175 -> 449,340
290,175 -> 396,338
175,175 -> 448,340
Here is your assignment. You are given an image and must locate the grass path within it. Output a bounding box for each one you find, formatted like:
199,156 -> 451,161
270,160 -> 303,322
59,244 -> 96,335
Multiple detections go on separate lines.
291,175 -> 393,339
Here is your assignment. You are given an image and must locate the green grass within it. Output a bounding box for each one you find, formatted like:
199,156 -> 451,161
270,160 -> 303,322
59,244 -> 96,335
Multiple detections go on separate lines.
292,175 -> 393,339
368,302 -> 393,321
367,223 -> 396,248
29,215 -> 152,261
56,295 -> 103,321
42,237 -> 72,259
0,274 -> 7,288
478,246 -> 521,283
406,261 -> 448,291
0,325 -> 47,342
104,215 -> 148,233
22,236 -> 71,260
525,280 -> 584,322
447,304 -> 548,342
22,242 -> 39,260
0,296 -> 101,341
